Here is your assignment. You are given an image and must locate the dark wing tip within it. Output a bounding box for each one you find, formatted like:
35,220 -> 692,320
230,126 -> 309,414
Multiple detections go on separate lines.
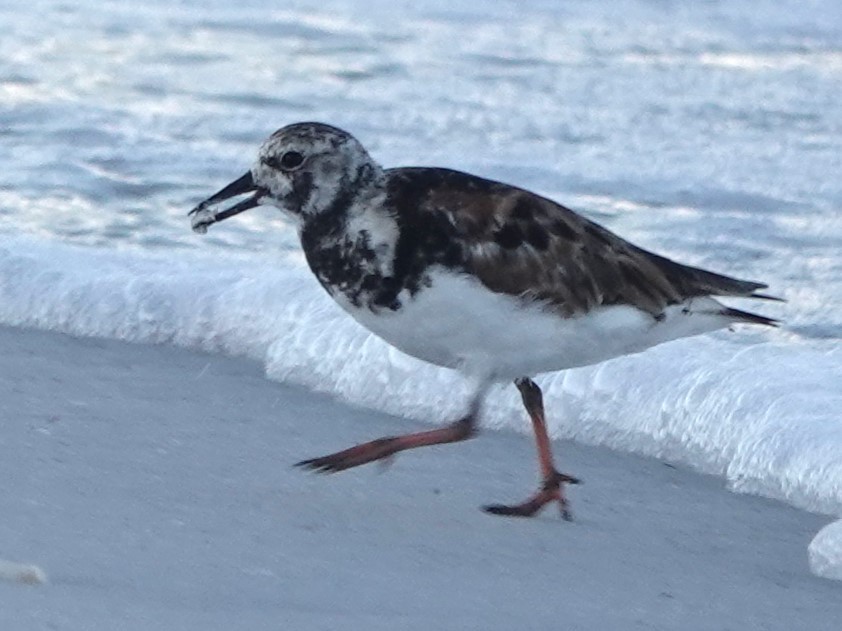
720,306 -> 780,327
749,292 -> 786,303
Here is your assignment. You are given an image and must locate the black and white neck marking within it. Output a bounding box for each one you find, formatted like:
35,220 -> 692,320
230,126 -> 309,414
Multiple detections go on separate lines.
299,169 -> 472,314
298,165 -> 399,310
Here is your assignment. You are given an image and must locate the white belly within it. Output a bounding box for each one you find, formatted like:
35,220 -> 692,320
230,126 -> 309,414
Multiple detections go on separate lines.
336,269 -> 730,380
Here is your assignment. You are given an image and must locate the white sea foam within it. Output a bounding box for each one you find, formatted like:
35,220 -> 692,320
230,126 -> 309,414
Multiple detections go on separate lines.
810,520 -> 842,581
2,237 -> 840,529
0,558 -> 47,585
3,0 -> 842,583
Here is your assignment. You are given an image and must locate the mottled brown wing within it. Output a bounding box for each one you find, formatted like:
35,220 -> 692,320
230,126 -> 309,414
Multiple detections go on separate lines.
392,168 -> 769,319
453,189 -> 684,317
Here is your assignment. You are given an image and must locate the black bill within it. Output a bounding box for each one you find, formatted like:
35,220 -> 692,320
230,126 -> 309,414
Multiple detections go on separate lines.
188,171 -> 265,234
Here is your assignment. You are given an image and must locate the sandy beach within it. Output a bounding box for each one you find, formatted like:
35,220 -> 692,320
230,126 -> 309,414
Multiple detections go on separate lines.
3,0 -> 842,627
2,324 -> 839,630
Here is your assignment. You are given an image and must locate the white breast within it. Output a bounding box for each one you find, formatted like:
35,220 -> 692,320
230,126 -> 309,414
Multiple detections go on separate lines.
336,268 -> 732,380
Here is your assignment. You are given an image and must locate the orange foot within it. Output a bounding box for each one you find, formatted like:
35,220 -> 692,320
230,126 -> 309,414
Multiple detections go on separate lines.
483,470 -> 581,520
295,437 -> 401,473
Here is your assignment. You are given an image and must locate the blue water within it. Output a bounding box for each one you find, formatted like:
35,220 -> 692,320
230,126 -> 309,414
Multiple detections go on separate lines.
2,0 -> 842,527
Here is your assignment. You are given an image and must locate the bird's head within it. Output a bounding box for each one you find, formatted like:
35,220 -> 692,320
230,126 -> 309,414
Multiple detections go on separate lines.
189,122 -> 382,232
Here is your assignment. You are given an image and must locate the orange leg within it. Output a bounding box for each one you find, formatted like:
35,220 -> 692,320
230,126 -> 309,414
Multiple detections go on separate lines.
296,390 -> 487,473
295,416 -> 477,473
483,377 -> 580,519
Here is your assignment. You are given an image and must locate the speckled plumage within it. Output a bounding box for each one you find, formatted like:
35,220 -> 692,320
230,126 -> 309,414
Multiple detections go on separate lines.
188,121 -> 778,518
378,167 -> 772,320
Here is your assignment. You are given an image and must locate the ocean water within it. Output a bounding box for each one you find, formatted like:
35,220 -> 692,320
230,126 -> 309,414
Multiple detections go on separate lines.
2,0 -> 841,573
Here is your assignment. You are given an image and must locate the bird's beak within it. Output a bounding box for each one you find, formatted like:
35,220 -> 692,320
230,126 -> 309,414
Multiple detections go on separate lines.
188,171 -> 266,234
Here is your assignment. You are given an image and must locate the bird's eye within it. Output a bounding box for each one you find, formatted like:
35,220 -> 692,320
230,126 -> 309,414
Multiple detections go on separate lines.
262,151 -> 305,171
280,151 -> 305,170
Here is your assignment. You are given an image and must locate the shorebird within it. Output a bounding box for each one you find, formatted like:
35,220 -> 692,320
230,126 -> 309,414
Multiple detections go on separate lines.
189,122 -> 777,519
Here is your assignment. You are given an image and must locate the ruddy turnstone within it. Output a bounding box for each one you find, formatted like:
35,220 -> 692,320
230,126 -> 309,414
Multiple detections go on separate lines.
189,122 -> 778,519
